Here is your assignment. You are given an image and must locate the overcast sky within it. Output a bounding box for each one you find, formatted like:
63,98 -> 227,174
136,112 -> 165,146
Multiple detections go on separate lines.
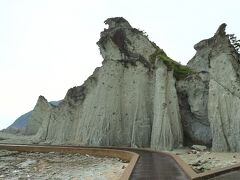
0,0 -> 240,130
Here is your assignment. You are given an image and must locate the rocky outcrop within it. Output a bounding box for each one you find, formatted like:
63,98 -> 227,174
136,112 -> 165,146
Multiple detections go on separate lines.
151,64 -> 183,150
207,24 -> 240,152
24,96 -> 52,135
177,37 -> 211,145
179,23 -> 240,152
4,18 -> 240,152
177,74 -> 211,146
20,17 -> 186,150
2,100 -> 61,135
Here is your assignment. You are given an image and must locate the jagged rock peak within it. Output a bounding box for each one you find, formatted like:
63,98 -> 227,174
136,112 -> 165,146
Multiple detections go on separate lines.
24,95 -> 51,136
97,16 -> 192,81
38,95 -> 61,107
97,17 -> 157,67
104,17 -> 132,29
37,96 -> 48,107
215,23 -> 227,37
189,23 -> 236,72
193,23 -> 228,52
38,95 -> 48,103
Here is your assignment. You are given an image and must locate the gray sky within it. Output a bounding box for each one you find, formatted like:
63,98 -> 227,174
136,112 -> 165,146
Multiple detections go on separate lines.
0,0 -> 240,130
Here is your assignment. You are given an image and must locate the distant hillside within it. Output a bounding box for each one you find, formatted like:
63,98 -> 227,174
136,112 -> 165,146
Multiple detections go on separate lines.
3,100 -> 61,134
10,111 -> 32,129
3,111 -> 32,134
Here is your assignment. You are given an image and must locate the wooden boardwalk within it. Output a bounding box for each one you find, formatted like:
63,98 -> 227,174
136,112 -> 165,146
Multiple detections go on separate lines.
2,144 -> 239,179
0,144 -> 190,179
129,149 -> 189,180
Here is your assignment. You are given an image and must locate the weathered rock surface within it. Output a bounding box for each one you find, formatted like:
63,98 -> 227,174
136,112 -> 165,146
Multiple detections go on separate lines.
24,96 -> 52,135
179,23 -> 240,151
2,100 -> 61,135
151,65 -> 183,150
207,24 -> 240,152
16,17 -> 185,150
177,74 -> 211,146
191,145 -> 207,151
3,18 -> 240,152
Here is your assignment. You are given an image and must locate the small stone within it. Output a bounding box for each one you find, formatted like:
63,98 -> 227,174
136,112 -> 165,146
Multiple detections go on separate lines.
191,145 -> 207,151
18,159 -> 37,168
191,150 -> 198,154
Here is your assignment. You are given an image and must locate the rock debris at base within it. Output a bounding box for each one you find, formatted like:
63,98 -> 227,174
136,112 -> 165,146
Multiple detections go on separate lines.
173,148 -> 240,173
0,150 -> 128,180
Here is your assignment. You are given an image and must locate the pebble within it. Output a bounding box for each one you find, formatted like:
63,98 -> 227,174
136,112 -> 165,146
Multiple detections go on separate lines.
191,145 -> 207,151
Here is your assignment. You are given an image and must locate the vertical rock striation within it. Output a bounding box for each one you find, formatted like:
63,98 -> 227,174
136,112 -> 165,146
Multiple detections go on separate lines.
20,17 -> 184,150
5,18 -> 240,152
181,23 -> 240,151
207,24 -> 240,152
24,96 -> 52,135
151,62 -> 183,150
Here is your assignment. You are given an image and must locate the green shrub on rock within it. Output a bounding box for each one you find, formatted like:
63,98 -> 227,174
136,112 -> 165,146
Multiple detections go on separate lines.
150,48 -> 193,80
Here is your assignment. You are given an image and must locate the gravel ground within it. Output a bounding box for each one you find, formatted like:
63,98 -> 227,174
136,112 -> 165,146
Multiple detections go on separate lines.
0,150 -> 128,180
172,147 -> 240,173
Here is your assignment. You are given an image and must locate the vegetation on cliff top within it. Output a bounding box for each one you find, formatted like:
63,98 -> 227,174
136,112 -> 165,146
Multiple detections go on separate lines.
150,48 -> 193,80
228,33 -> 240,53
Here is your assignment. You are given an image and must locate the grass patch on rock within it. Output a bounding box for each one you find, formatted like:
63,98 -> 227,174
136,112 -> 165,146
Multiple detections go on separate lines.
150,48 -> 193,80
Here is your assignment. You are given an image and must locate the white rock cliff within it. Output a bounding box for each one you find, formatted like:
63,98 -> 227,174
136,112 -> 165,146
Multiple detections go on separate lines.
3,18 -> 240,152
179,23 -> 240,152
22,17 -> 185,150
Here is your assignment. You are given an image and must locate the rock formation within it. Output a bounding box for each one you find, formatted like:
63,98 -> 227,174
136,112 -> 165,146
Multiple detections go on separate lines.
3,100 -> 61,135
178,23 -> 240,152
3,18 -> 240,152
206,24 -> 240,152
17,17 -> 186,150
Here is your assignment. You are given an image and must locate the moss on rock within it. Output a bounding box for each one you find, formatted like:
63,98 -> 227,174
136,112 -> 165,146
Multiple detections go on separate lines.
150,48 -> 193,80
